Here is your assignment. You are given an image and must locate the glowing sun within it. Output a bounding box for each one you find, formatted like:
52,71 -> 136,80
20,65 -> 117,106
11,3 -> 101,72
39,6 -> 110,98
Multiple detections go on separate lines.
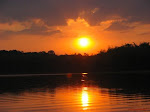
78,38 -> 90,47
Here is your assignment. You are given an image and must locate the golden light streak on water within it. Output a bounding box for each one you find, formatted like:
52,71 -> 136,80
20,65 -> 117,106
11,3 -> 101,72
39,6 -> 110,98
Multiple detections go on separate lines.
81,87 -> 89,110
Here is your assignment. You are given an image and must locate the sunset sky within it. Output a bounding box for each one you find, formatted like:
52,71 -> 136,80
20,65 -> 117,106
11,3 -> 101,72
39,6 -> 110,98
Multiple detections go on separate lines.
0,0 -> 150,54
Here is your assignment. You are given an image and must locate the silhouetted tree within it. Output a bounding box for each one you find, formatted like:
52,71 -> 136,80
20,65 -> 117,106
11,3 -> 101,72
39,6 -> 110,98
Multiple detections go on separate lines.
0,42 -> 150,74
48,50 -> 55,55
139,42 -> 150,48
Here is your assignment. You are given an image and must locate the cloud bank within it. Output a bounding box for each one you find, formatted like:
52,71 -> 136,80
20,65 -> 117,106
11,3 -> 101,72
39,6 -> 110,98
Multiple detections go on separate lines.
0,1 -> 149,27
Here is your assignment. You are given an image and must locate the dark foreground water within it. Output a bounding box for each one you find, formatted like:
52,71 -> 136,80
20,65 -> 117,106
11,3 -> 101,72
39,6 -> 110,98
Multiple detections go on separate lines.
0,73 -> 150,112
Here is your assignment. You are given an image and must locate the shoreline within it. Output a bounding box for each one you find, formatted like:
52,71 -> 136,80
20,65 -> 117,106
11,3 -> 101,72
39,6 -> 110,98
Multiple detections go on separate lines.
0,70 -> 150,77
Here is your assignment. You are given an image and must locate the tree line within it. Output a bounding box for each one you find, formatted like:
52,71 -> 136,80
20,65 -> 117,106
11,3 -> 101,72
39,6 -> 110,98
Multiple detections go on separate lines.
0,42 -> 150,74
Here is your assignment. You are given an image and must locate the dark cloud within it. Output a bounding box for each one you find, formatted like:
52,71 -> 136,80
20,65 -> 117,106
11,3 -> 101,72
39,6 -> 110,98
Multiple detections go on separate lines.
0,0 -> 150,27
0,23 -> 61,37
16,23 -> 61,35
105,22 -> 135,31
84,0 -> 150,25
18,27 -> 61,36
0,0 -> 81,25
138,32 -> 150,35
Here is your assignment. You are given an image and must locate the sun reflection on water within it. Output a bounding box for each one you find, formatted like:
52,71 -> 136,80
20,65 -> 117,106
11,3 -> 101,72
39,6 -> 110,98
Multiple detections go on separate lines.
82,87 -> 89,110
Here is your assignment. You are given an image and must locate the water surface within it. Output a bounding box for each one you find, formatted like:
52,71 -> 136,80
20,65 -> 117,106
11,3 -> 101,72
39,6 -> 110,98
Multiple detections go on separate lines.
0,73 -> 150,112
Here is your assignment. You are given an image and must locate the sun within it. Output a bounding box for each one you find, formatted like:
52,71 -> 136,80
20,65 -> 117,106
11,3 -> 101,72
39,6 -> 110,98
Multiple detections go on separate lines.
78,37 -> 90,47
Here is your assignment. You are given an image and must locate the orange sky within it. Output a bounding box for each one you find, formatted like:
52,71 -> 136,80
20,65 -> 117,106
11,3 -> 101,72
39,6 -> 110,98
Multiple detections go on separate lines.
0,17 -> 150,55
0,0 -> 150,54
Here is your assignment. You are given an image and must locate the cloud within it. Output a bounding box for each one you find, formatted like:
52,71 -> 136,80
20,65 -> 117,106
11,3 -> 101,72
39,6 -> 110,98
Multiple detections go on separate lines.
17,27 -> 61,36
0,0 -> 150,26
0,21 -> 29,32
105,22 -> 135,31
0,18 -> 61,38
138,32 -> 150,35
0,22 -> 61,38
0,0 -> 150,37
0,27 -> 61,37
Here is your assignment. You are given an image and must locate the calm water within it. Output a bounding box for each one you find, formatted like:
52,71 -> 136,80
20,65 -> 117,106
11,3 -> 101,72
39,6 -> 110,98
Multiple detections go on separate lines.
0,73 -> 150,112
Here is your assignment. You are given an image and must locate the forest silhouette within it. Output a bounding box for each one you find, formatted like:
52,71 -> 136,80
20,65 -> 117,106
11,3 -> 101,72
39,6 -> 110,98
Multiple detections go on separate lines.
0,42 -> 150,74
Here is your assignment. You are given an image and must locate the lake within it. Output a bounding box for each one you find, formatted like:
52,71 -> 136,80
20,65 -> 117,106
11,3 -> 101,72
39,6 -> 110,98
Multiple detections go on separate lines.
0,73 -> 150,112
